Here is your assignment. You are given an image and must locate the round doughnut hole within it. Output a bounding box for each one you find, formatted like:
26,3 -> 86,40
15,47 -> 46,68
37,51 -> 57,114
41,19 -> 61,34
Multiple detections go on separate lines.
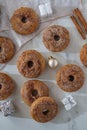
0,84 -> 2,89
0,47 -> 2,53
31,89 -> 38,97
27,61 -> 34,68
68,75 -> 74,82
42,109 -> 49,115
21,16 -> 27,23
54,35 -> 60,41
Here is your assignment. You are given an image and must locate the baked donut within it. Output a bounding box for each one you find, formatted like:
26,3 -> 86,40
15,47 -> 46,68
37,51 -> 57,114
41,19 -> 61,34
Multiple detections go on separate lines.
80,43 -> 87,67
30,97 -> 58,123
43,25 -> 70,52
11,7 -> 39,35
56,64 -> 85,92
17,50 -> 46,78
0,72 -> 15,100
0,36 -> 15,63
21,80 -> 49,106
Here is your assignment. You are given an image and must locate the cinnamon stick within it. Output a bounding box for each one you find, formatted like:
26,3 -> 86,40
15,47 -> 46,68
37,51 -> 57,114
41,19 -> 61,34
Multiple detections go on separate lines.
70,15 -> 86,40
73,8 -> 87,33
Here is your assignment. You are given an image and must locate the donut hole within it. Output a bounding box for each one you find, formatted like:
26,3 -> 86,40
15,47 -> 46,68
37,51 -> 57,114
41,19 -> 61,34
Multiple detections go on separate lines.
54,35 -> 60,41
0,47 -> 2,52
68,75 -> 74,82
27,61 -> 34,68
0,84 -> 2,89
31,89 -> 38,97
21,16 -> 28,23
42,109 -> 49,115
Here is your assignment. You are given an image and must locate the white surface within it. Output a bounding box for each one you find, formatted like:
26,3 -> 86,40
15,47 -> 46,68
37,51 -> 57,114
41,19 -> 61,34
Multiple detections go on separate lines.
0,0 -> 87,130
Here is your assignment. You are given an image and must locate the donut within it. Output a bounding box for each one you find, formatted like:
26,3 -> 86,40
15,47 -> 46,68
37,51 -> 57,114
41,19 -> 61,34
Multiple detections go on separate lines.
11,7 -> 39,35
0,72 -> 15,100
56,64 -> 85,92
21,80 -> 49,106
43,25 -> 70,52
30,97 -> 58,123
80,43 -> 87,67
17,50 -> 46,78
0,36 -> 15,63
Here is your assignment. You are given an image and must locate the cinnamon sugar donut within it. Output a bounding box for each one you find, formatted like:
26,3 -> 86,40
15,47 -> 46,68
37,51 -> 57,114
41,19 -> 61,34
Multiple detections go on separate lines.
56,64 -> 85,92
21,80 -> 49,106
30,97 -> 58,123
80,43 -> 87,67
17,50 -> 46,78
11,7 -> 39,35
43,25 -> 70,52
0,36 -> 15,63
0,72 -> 15,100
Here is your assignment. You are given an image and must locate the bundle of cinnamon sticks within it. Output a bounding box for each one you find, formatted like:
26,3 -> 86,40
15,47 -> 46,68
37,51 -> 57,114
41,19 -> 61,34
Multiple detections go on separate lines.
71,8 -> 87,40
